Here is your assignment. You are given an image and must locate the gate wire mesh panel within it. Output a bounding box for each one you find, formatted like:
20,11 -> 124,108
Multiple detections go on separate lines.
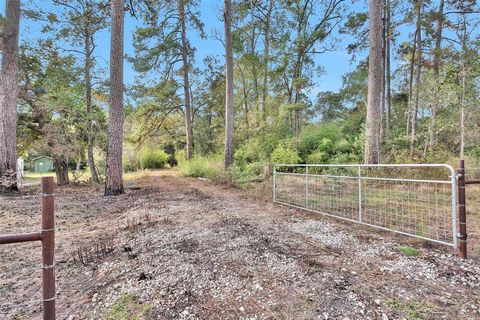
274,166 -> 307,208
467,166 -> 480,257
274,164 -> 457,247
308,166 -> 359,221
468,185 -> 480,257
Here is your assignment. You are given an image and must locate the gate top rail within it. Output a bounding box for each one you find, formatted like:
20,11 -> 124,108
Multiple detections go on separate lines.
274,163 -> 457,182
274,162 -> 456,170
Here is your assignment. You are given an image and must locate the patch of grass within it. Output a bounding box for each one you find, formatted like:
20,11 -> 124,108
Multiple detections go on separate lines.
23,171 -> 56,180
395,245 -> 420,257
23,170 -> 92,183
124,170 -> 152,182
386,298 -> 428,320
104,294 -> 151,320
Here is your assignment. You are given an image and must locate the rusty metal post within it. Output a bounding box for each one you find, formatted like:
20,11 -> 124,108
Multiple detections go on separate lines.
41,177 -> 55,320
457,160 -> 467,258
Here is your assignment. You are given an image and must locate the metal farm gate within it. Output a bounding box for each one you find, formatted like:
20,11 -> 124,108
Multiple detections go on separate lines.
273,164 -> 460,253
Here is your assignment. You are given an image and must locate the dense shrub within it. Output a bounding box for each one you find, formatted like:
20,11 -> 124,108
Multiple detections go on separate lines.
178,155 -> 222,178
244,162 -> 266,177
234,138 -> 263,167
140,149 -> 169,169
270,145 -> 301,164
307,150 -> 328,164
298,123 -> 342,160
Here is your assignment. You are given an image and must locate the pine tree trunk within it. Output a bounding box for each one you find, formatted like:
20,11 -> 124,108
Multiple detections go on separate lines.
365,0 -> 383,164
261,0 -> 273,119
427,0 -> 444,151
293,55 -> 302,140
105,0 -> 124,196
85,25 -> 101,184
239,66 -> 250,134
224,0 -> 234,169
178,0 -> 194,160
385,0 -> 392,134
406,31 -> 417,136
0,0 -> 20,193
250,13 -> 258,107
54,156 -> 70,186
262,0 -> 274,120
380,0 -> 386,143
409,0 -> 422,160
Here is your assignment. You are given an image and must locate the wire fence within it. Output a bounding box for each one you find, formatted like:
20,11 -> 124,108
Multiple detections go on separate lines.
273,164 -> 458,250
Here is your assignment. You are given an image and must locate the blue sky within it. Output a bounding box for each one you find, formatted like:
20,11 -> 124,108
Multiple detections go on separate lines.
10,1 -> 365,96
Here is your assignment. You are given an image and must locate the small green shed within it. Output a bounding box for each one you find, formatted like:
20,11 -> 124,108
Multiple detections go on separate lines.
32,156 -> 54,173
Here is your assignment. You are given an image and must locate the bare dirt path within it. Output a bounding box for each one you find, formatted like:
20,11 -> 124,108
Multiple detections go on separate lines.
1,170 -> 479,319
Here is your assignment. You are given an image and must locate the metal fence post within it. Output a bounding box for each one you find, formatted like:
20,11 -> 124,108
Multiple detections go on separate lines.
451,166 -> 458,255
41,177 -> 56,319
457,160 -> 467,258
358,165 -> 362,223
305,166 -> 309,208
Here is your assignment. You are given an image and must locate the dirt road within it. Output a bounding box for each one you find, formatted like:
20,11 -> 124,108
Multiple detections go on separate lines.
1,170 -> 479,319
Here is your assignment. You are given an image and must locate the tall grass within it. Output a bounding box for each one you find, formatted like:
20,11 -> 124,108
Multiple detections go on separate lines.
177,153 -> 269,187
177,154 -> 223,179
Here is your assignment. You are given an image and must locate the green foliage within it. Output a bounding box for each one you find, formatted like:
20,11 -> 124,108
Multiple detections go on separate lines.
140,149 -> 169,169
234,136 -> 279,168
315,91 -> 346,121
178,155 -> 223,179
296,122 -> 363,164
104,294 -> 151,320
244,162 -> 266,177
178,152 -> 267,187
307,150 -> 328,164
234,138 -> 263,166
395,245 -> 419,257
271,145 -> 301,164
298,124 -> 342,159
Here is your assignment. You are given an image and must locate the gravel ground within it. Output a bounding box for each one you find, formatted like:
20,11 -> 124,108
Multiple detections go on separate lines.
1,170 -> 479,320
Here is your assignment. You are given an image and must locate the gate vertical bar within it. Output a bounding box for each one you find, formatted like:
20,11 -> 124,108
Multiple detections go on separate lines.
41,177 -> 56,319
305,166 -> 309,208
457,160 -> 467,258
358,165 -> 362,222
273,165 -> 276,203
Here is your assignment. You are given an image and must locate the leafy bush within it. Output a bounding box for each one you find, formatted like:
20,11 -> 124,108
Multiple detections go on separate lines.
234,138 -> 263,167
244,162 -> 266,177
298,123 -> 342,160
178,155 -> 222,178
270,145 -> 301,164
329,152 -> 360,164
140,148 -> 169,169
307,150 -> 328,164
